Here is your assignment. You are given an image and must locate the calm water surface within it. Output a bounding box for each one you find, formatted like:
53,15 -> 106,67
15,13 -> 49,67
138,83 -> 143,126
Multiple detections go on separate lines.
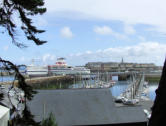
0,76 -> 14,82
110,81 -> 129,97
148,83 -> 158,101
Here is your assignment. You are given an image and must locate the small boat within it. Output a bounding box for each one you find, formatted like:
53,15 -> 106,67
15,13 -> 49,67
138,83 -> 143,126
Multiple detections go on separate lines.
141,92 -> 147,96
103,83 -> 111,88
85,84 -> 91,88
143,81 -> 149,88
110,80 -> 116,85
123,99 -> 139,105
115,96 -> 127,103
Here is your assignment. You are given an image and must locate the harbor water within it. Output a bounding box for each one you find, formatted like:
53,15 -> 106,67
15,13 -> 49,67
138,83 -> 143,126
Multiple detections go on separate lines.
0,76 -> 14,82
148,83 -> 158,101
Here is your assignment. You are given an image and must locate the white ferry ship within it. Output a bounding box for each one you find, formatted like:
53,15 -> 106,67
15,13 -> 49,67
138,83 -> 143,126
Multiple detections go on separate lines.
26,65 -> 48,77
26,58 -> 90,77
48,58 -> 90,75
26,59 -> 48,77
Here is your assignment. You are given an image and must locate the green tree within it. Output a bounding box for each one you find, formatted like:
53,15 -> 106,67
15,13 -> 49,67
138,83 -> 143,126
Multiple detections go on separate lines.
41,113 -> 57,126
148,59 -> 166,126
0,0 -> 47,125
0,0 -> 47,47
10,105 -> 41,126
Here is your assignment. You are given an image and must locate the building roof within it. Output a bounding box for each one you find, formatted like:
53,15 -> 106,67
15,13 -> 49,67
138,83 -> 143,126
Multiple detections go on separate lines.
0,105 -> 9,119
28,89 -> 147,126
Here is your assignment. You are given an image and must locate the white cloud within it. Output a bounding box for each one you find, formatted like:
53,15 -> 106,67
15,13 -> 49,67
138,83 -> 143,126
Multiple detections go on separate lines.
45,0 -> 166,33
3,45 -> 9,51
60,27 -> 73,38
68,42 -> 166,66
94,26 -> 127,39
94,26 -> 113,35
42,53 -> 56,64
124,24 -> 136,35
85,51 -> 92,54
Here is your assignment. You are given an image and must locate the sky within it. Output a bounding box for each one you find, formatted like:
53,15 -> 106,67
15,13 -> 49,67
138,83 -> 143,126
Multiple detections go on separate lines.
0,0 -> 166,66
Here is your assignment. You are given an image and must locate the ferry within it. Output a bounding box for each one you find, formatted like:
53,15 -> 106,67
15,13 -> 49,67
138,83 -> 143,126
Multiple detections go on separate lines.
48,58 -> 90,75
26,65 -> 48,77
26,58 -> 90,77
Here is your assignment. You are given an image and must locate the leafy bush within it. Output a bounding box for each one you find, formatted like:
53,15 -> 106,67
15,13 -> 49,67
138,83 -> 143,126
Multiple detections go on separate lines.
41,113 -> 57,126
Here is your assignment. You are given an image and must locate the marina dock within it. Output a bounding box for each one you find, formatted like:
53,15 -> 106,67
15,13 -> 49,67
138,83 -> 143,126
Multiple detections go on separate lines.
120,74 -> 150,100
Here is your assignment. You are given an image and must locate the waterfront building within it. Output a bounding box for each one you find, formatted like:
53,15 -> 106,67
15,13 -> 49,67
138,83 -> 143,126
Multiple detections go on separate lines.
86,61 -> 161,73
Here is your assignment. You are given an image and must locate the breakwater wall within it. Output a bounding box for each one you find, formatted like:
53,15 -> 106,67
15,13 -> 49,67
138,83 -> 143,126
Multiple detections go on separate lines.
0,76 -> 74,89
27,76 -> 74,88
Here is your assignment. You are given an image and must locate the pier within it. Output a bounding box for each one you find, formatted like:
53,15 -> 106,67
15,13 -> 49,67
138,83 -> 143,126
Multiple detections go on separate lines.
119,73 -> 150,101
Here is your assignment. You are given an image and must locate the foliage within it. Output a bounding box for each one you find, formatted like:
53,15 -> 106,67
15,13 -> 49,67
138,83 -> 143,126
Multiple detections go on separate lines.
0,0 -> 47,47
145,76 -> 160,82
10,105 -> 41,126
0,0 -> 47,125
41,113 -> 57,126
0,58 -> 37,101
0,93 -> 3,101
0,58 -> 39,126
148,59 -> 166,126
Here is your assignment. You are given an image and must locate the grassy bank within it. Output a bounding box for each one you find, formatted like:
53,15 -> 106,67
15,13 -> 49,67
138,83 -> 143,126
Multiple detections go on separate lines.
145,76 -> 160,83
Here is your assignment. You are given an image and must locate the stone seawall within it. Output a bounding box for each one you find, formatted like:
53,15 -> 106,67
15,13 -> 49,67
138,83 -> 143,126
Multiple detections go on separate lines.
0,76 -> 74,88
